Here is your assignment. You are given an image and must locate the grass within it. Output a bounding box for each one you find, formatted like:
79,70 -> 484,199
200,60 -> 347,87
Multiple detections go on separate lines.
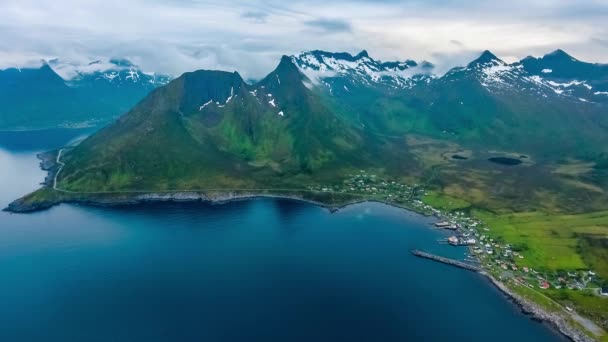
547,288 -> 608,331
474,210 -> 608,275
423,190 -> 472,211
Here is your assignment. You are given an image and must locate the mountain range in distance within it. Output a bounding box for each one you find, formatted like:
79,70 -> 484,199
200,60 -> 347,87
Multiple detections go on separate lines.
18,48 -> 602,215
0,58 -> 171,130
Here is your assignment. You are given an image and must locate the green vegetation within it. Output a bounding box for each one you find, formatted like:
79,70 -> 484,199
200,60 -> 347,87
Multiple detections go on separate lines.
475,210 -> 608,276
422,191 -> 471,212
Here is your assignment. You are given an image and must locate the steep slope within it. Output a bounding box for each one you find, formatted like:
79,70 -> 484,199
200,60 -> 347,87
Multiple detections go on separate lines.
0,59 -> 171,129
290,50 -> 434,135
399,50 -> 608,154
291,50 -> 434,94
0,64 -> 77,128
519,49 -> 608,104
57,57 -> 369,192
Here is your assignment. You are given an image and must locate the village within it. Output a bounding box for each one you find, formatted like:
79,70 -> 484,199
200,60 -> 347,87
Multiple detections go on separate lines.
309,170 -> 608,299
429,209 -> 606,297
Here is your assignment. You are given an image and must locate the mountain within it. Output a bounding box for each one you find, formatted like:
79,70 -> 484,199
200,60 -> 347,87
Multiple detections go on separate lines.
518,49 -> 608,103
24,49 -> 608,214
340,49 -> 608,154
56,56 -> 383,191
0,63 -> 76,129
289,50 -> 436,135
291,50 -> 434,95
64,58 -> 171,88
0,59 -> 171,129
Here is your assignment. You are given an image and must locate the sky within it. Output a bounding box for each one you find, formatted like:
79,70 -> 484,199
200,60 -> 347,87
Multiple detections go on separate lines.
1,0 -> 607,79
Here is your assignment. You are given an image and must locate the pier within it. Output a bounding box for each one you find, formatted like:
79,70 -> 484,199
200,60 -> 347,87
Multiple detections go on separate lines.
411,250 -> 481,272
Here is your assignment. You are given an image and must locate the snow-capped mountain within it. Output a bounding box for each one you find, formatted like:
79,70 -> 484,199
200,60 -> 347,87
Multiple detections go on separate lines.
290,50 -> 434,94
518,49 -> 608,103
435,50 -> 606,105
289,49 -> 606,106
51,58 -> 172,88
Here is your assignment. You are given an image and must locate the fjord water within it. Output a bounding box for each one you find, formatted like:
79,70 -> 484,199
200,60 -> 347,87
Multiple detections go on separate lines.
0,130 -> 566,342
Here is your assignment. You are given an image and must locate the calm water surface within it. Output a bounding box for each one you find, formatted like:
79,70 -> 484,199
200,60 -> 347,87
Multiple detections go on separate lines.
0,129 -> 565,341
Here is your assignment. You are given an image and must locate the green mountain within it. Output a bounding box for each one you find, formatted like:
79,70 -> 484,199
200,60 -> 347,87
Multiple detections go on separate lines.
0,59 -> 171,130
21,49 -> 608,214
57,56 -> 385,192
399,50 -> 608,154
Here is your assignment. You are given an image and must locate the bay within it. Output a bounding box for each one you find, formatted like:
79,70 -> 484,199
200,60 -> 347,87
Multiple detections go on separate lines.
0,129 -> 565,342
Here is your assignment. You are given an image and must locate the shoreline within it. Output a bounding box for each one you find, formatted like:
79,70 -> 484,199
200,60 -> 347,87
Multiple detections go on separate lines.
483,273 -> 595,342
3,150 -> 600,342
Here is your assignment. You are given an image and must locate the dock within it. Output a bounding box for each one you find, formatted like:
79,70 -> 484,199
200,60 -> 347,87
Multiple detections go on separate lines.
411,250 -> 481,272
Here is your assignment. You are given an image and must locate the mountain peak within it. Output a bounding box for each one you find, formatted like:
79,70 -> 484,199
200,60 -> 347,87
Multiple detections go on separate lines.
468,50 -> 503,67
545,49 -> 577,62
277,55 -> 303,75
356,50 -> 369,59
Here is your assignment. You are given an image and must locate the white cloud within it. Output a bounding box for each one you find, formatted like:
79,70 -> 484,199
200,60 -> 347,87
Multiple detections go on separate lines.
0,0 -> 606,79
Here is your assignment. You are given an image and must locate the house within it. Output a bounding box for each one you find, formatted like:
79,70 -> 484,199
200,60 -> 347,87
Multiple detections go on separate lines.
601,287 -> 608,296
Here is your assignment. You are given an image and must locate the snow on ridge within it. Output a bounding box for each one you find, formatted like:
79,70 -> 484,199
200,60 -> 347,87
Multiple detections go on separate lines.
125,68 -> 140,82
225,86 -> 234,104
199,100 -> 212,111
290,51 -> 430,88
101,71 -> 120,81
545,80 -> 592,90
480,64 -> 515,86
541,69 -> 553,74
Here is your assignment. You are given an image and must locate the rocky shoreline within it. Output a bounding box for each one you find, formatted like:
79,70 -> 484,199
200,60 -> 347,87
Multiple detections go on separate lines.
484,273 -> 595,342
4,188 -> 369,214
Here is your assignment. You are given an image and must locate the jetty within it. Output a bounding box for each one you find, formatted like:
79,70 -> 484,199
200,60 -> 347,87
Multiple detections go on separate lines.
411,250 -> 481,272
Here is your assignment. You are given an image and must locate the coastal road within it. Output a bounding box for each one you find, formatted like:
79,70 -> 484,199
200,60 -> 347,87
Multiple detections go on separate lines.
512,278 -> 604,336
53,148 -> 65,190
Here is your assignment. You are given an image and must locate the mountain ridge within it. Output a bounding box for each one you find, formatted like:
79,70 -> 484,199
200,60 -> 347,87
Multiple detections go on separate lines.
0,58 -> 173,129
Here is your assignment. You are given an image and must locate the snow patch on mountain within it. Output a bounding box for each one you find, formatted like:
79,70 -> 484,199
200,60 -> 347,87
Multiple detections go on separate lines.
290,51 -> 432,90
199,100 -> 212,111
48,58 -> 171,86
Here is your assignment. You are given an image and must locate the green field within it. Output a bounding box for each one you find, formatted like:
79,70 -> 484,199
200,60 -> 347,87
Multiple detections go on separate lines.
474,210 -> 608,277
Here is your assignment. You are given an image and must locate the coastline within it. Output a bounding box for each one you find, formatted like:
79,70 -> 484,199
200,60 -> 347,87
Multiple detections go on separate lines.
483,273 -> 595,342
2,150 -> 600,342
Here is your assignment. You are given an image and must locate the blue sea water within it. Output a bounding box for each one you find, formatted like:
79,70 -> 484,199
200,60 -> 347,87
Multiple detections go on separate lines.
0,129 -> 565,341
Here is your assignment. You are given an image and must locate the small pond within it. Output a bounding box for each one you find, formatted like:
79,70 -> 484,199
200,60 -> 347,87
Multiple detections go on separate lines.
488,157 -> 522,166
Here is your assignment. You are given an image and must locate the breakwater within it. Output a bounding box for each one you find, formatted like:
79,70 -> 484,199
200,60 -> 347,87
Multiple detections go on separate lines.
411,250 -> 481,272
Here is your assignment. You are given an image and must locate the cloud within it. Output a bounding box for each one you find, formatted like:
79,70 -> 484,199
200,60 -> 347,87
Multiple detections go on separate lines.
0,0 -> 606,79
303,18 -> 352,33
241,11 -> 269,23
592,37 -> 608,48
